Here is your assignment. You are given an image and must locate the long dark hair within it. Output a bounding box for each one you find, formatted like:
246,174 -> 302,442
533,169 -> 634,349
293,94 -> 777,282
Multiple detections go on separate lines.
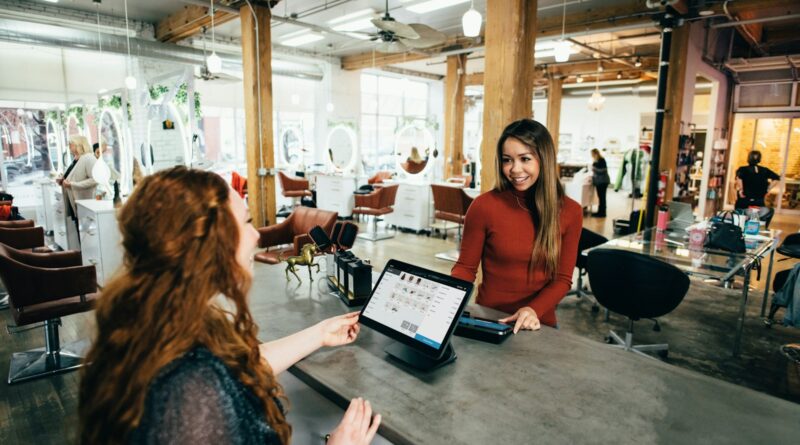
79,167 -> 290,444
495,119 -> 564,279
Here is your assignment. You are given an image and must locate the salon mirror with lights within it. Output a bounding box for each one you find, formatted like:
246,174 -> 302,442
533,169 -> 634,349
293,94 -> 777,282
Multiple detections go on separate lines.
279,126 -> 304,170
395,124 -> 434,178
99,110 -> 124,178
147,103 -> 188,172
326,125 -> 357,173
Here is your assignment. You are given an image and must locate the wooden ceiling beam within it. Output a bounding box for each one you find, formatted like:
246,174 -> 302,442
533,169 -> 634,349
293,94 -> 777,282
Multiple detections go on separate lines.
156,4 -> 238,43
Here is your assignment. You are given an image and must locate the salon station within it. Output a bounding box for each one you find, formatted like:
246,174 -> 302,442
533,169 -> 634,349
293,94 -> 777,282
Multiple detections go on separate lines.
2,0 -> 800,443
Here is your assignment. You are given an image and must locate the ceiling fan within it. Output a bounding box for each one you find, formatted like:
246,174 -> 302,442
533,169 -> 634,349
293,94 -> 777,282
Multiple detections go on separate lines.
365,0 -> 447,53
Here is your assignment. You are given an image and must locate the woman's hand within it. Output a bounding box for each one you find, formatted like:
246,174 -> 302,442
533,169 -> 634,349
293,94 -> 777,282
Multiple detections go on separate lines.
317,312 -> 361,348
327,398 -> 381,445
498,307 -> 540,334
62,179 -> 71,188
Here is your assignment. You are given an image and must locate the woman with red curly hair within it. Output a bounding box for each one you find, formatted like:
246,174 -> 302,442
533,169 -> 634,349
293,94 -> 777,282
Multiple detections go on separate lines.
79,167 -> 380,445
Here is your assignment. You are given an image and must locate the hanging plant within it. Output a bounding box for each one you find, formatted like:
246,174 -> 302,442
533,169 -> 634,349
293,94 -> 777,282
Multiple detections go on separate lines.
45,110 -> 66,128
148,84 -> 169,100
327,119 -> 358,131
99,95 -> 132,121
174,83 -> 203,120
67,106 -> 85,129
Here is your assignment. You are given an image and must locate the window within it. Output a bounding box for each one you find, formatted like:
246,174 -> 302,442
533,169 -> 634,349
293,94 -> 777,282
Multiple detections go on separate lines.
360,73 -> 430,175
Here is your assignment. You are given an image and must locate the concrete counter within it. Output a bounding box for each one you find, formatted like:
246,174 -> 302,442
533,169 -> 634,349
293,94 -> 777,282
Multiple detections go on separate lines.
250,267 -> 800,445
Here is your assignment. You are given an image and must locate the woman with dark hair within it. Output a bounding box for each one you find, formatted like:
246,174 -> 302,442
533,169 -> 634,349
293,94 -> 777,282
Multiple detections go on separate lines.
452,119 -> 582,332
735,150 -> 780,210
79,167 -> 380,445
590,148 -> 610,217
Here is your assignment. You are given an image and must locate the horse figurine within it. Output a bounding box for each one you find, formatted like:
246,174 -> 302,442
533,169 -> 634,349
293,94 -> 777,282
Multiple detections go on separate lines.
280,243 -> 320,282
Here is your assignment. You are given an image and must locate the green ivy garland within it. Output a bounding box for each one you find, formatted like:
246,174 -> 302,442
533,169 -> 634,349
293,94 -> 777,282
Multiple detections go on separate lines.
149,83 -> 202,120
327,119 -> 358,131
45,110 -> 65,128
67,106 -> 85,129
98,95 -> 133,121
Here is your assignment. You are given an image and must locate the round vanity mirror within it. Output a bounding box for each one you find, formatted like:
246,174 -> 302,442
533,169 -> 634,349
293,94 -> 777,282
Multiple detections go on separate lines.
326,125 -> 357,172
280,126 -> 303,169
99,110 -> 124,176
147,103 -> 187,171
395,125 -> 434,176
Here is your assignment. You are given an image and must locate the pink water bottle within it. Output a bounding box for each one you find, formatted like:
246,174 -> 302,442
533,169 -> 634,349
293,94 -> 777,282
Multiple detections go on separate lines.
656,205 -> 669,231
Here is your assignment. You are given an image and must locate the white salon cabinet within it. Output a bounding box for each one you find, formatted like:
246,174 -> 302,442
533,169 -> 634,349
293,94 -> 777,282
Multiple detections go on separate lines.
77,200 -> 122,287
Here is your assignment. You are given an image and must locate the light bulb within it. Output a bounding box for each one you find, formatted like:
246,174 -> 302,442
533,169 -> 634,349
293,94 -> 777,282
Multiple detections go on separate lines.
206,52 -> 222,74
554,40 -> 571,63
125,75 -> 137,90
634,57 -> 642,67
616,72 -> 622,79
576,75 -> 583,83
461,8 -> 482,38
16,108 -> 24,116
326,102 -> 335,112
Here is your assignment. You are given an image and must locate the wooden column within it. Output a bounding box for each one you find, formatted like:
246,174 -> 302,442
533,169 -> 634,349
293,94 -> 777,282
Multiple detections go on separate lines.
240,4 -> 275,228
444,54 -> 467,179
658,24 -> 690,203
546,76 -> 563,153
480,0 -> 537,191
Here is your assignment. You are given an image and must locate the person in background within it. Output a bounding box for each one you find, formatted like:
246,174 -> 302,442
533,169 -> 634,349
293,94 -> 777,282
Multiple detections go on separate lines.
452,119 -> 582,332
590,148 -> 610,217
735,150 -> 780,210
93,141 -> 120,183
79,167 -> 380,445
63,135 -> 96,220
402,146 -> 429,174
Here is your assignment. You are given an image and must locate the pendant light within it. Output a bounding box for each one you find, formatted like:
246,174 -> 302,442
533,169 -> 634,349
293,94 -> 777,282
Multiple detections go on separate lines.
123,0 -> 136,90
461,0 -> 482,38
587,64 -> 605,112
206,0 -> 223,73
553,0 -> 571,62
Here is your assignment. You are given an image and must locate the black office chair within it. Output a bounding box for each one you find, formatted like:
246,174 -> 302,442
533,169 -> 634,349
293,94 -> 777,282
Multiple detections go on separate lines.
566,228 -> 608,311
764,268 -> 793,328
777,233 -> 800,260
587,249 -> 690,359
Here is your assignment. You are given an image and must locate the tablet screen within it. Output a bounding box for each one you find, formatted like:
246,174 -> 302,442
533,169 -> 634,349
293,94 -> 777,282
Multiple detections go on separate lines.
360,260 -> 472,357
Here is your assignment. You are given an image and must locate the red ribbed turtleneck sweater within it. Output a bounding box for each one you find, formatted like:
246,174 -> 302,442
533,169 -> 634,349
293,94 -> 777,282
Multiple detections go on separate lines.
451,188 -> 582,327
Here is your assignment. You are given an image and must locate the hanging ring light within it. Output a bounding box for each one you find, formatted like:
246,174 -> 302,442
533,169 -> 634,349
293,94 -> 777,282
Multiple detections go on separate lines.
206,0 -> 222,73
462,0 -> 482,38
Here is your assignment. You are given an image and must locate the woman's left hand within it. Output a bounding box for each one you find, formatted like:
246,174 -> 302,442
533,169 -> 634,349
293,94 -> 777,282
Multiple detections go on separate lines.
317,312 -> 361,347
498,307 -> 540,334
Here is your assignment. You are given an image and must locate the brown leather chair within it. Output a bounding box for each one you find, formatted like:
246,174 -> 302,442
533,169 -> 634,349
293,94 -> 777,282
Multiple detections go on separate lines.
353,184 -> 399,242
278,171 -> 312,204
0,242 -> 99,384
367,171 -> 393,185
255,206 -> 338,264
446,175 -> 472,187
0,225 -> 47,251
431,184 -> 474,261
0,222 -> 52,310
0,219 -> 34,228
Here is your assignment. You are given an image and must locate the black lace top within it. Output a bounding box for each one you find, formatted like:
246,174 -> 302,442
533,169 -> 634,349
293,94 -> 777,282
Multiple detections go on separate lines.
131,347 -> 281,445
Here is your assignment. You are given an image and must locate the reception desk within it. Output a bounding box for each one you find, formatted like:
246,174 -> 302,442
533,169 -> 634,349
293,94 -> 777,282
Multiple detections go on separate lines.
252,266 -> 800,444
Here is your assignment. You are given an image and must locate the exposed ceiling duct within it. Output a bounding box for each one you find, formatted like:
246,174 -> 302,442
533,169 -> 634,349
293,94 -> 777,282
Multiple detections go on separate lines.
0,17 -> 323,81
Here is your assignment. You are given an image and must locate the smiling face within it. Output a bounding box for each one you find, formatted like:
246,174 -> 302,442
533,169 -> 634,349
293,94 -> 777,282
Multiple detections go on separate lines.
501,137 -> 540,192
